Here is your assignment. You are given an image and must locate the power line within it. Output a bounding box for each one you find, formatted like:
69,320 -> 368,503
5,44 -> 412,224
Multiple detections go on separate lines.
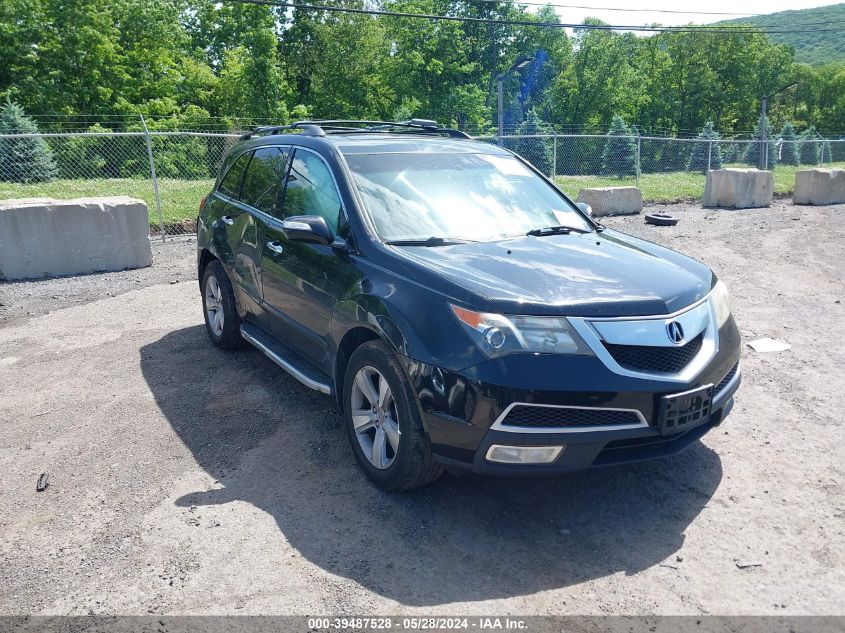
479,0 -> 845,31
223,0 -> 845,34
468,0 -> 762,17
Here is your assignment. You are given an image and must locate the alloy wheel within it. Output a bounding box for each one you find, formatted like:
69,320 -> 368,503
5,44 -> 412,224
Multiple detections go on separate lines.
349,366 -> 401,469
205,275 -> 224,337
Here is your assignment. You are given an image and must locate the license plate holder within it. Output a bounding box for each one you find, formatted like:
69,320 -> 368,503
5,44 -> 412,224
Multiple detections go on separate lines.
657,384 -> 714,435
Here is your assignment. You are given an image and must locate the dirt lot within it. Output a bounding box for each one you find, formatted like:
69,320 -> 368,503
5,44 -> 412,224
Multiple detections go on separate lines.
0,201 -> 843,616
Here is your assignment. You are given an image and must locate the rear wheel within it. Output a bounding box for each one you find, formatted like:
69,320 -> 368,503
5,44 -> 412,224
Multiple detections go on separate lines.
201,260 -> 243,349
344,340 -> 443,490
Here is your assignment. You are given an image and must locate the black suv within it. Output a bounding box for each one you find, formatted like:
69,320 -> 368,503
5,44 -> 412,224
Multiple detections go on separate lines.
197,120 -> 741,490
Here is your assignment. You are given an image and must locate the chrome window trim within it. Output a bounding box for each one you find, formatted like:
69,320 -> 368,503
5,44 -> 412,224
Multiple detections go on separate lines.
491,402 -> 648,434
568,296 -> 720,384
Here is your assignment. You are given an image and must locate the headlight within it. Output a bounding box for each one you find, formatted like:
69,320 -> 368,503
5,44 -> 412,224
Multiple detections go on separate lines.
710,279 -> 732,327
450,305 -> 594,358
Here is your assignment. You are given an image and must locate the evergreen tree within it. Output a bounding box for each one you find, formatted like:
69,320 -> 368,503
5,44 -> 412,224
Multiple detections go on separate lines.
0,98 -> 57,183
821,139 -> 833,164
687,121 -> 722,173
602,115 -> 637,179
798,126 -> 821,165
745,113 -> 777,169
722,143 -> 741,164
508,109 -> 554,175
779,122 -> 800,165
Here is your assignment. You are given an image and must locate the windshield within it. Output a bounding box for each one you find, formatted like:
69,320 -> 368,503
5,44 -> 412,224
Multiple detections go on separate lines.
344,152 -> 592,243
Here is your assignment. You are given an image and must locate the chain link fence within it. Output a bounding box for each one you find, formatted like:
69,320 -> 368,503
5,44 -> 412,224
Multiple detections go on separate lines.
481,133 -> 845,202
1,128 -> 843,239
0,130 -> 239,239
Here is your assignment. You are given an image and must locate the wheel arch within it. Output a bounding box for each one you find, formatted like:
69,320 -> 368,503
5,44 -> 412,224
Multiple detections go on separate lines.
331,294 -> 428,410
198,248 -> 218,289
334,326 -> 382,410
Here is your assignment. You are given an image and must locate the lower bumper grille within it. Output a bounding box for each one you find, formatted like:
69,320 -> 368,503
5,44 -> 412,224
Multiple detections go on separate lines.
603,332 -> 704,374
715,362 -> 739,395
499,405 -> 642,429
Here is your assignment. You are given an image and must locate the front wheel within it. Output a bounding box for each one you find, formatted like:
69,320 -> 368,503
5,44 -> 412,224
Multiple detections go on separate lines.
343,340 -> 443,491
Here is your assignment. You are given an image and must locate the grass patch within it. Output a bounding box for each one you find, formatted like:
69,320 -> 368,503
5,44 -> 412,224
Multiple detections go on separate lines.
555,162 -> 845,203
0,177 -> 213,226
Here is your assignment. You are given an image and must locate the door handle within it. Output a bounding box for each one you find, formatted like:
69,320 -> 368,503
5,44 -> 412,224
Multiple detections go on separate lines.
220,215 -> 234,226
266,241 -> 284,254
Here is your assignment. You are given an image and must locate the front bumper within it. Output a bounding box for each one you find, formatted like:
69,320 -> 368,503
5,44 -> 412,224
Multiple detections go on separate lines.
466,377 -> 737,475
404,318 -> 742,475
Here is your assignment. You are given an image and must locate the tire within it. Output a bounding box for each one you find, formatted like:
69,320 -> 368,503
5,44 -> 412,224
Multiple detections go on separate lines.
201,260 -> 243,350
343,340 -> 444,491
645,213 -> 679,226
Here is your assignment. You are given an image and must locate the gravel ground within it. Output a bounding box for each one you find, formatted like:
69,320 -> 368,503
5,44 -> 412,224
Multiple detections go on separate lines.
0,236 -> 196,326
0,201 -> 843,616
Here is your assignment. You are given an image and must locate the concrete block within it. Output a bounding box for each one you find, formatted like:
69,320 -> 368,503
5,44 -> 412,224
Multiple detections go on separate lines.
703,168 -> 773,208
793,168 -> 845,205
0,196 -> 152,280
576,187 -> 643,216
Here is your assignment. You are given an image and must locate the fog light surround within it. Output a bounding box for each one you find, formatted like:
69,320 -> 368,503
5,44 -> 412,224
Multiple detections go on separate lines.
485,444 -> 565,464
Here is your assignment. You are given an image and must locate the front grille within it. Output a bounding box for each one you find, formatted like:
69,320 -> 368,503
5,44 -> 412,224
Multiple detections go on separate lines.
603,332 -> 704,374
499,405 -> 642,428
715,362 -> 739,394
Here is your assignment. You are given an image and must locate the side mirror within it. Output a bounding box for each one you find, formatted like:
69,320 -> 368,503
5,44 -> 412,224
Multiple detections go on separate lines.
282,215 -> 333,245
576,202 -> 593,217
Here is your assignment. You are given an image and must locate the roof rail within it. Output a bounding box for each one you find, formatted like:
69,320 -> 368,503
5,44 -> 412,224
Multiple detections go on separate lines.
240,123 -> 326,140
295,120 -> 471,139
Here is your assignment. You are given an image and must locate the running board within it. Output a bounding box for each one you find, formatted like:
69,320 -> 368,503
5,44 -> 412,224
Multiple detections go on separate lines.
240,322 -> 333,395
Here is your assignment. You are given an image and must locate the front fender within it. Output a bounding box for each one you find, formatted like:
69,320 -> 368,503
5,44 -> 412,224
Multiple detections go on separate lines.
330,288 -> 487,372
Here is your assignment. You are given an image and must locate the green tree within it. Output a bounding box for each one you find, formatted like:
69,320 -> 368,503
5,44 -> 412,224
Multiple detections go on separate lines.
798,126 -> 820,164
306,11 -> 393,119
779,122 -> 800,165
745,113 -> 777,169
687,121 -> 722,173
550,24 -> 639,130
0,98 -> 56,182
820,139 -> 833,164
602,115 -> 636,179
722,142 -> 742,164
444,85 -> 490,130
507,109 -> 553,175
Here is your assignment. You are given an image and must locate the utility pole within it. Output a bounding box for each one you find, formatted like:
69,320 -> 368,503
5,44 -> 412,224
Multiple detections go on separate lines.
496,57 -> 533,146
760,94 -> 768,171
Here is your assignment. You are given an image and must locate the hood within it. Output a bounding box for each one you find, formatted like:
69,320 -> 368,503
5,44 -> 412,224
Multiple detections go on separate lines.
390,229 -> 713,317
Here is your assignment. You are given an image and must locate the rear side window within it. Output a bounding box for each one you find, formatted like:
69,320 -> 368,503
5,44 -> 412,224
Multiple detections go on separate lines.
282,150 -> 342,233
240,147 -> 289,215
217,152 -> 251,198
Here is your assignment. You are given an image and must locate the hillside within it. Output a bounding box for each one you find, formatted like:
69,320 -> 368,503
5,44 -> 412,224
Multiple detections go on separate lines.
718,3 -> 845,65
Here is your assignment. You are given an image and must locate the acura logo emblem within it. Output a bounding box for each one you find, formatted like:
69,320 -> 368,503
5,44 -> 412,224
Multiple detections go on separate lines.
667,321 -> 685,344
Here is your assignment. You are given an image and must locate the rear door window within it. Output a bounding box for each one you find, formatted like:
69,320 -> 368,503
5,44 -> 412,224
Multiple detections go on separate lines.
240,147 -> 289,215
217,151 -> 252,198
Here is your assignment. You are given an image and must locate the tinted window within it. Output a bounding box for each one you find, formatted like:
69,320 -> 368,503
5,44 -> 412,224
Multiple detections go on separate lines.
218,152 -> 251,198
240,147 -> 289,215
282,150 -> 342,233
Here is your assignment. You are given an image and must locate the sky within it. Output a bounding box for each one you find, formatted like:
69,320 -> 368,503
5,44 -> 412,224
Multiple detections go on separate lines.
549,0 -> 842,27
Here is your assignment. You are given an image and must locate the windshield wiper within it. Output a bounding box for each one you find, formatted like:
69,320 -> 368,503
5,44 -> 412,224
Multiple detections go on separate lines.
526,225 -> 591,237
384,237 -> 478,247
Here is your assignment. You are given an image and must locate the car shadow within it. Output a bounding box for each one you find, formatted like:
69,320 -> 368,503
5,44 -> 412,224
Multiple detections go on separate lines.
141,325 -> 724,606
